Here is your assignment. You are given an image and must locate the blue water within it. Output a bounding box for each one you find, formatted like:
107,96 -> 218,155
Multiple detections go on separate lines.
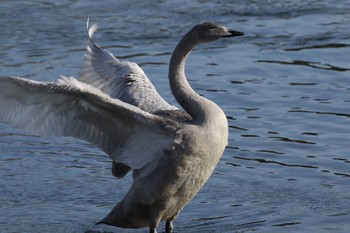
1,0 -> 350,232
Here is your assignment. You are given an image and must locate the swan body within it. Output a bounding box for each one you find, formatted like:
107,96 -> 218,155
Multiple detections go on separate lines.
0,20 -> 243,232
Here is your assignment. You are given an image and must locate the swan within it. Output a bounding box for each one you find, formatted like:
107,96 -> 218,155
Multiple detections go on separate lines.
0,20 -> 244,233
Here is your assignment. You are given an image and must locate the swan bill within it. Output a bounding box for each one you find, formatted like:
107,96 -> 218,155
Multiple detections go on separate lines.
222,29 -> 244,38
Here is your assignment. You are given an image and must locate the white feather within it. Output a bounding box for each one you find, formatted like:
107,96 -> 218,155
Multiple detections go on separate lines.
80,21 -> 177,113
0,76 -> 180,170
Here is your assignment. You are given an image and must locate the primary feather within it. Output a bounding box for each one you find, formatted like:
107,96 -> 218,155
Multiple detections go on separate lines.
80,21 -> 177,113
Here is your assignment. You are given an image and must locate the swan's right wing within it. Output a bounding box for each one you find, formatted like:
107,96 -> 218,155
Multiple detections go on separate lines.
0,76 -> 181,170
80,22 -> 177,113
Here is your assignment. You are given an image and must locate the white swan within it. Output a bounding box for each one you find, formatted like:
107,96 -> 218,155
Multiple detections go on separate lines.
0,20 -> 244,233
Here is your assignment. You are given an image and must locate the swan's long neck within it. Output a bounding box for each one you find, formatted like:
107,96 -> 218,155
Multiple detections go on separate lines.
169,31 -> 214,123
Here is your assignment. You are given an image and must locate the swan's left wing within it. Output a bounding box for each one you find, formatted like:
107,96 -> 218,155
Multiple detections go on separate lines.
0,76 -> 181,170
80,22 -> 177,113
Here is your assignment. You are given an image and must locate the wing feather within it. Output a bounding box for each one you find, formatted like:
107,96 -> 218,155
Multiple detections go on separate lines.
0,76 -> 181,170
80,21 -> 177,113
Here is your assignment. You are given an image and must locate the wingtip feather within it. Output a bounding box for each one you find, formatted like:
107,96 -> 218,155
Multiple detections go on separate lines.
86,17 -> 99,47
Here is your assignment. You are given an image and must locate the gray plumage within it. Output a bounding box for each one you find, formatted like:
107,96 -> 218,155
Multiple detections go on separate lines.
80,22 -> 177,113
0,20 -> 244,233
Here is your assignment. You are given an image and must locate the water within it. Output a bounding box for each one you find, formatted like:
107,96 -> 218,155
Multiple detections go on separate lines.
0,0 -> 349,232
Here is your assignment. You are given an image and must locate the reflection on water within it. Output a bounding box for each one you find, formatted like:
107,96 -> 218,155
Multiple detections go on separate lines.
1,0 -> 350,232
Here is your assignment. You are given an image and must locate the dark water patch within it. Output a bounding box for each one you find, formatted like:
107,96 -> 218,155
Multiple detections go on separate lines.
315,100 -> 332,104
273,221 -> 301,227
289,82 -> 317,86
234,156 -> 319,169
301,132 -> 319,136
256,150 -> 285,155
206,73 -> 221,77
269,136 -> 316,145
314,98 -> 328,102
225,162 -> 241,167
230,204 -> 243,207
285,43 -> 350,51
194,215 -> 230,222
138,61 -> 168,66
334,172 -> 350,178
333,158 -> 350,163
228,125 -> 248,131
206,62 -> 218,66
237,107 -> 260,112
247,116 -> 261,119
257,59 -> 350,72
288,109 -> 350,118
241,134 -> 260,138
64,165 -> 86,169
329,211 -> 350,217
230,80 -> 245,84
205,88 -> 227,92
0,157 -> 23,161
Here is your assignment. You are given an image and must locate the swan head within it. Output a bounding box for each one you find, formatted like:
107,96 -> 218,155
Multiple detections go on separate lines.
192,22 -> 244,43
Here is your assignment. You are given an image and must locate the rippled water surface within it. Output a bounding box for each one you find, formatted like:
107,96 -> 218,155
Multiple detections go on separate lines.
1,0 -> 350,232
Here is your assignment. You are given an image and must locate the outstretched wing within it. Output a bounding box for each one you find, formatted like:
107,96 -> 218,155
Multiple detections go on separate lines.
0,76 -> 181,170
80,21 -> 177,113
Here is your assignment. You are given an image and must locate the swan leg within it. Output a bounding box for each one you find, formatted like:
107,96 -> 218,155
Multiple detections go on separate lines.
165,220 -> 173,233
148,210 -> 162,233
165,212 -> 178,233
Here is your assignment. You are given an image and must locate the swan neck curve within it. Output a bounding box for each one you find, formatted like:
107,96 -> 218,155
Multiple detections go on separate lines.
169,30 -> 211,123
